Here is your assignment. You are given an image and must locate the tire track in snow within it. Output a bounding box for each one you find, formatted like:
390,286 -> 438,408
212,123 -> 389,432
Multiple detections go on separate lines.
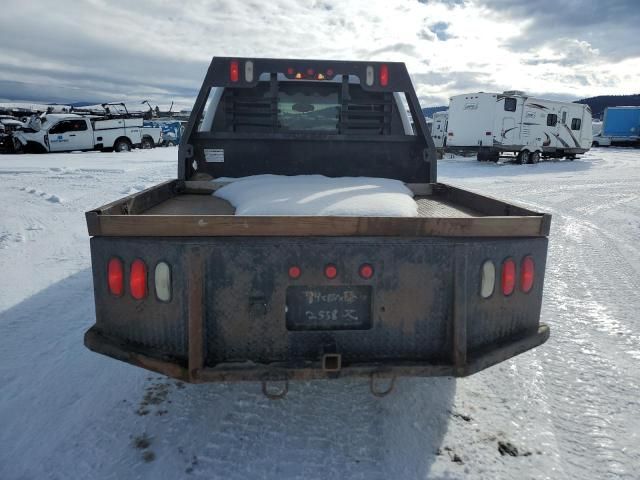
530,212 -> 640,479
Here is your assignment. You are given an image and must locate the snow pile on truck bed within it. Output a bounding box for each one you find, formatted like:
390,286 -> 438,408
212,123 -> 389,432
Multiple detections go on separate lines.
213,174 -> 418,217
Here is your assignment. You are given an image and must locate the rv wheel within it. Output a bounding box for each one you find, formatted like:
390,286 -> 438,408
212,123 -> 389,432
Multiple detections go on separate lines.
528,151 -> 540,164
516,150 -> 528,164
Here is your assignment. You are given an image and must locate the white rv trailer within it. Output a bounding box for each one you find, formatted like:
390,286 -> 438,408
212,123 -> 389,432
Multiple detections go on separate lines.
446,91 -> 592,163
431,110 -> 448,148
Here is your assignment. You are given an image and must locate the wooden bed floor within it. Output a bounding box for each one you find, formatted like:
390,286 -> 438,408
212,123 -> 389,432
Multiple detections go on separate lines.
143,194 -> 483,217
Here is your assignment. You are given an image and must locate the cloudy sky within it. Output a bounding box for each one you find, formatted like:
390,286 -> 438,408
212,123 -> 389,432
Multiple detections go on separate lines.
0,0 -> 638,109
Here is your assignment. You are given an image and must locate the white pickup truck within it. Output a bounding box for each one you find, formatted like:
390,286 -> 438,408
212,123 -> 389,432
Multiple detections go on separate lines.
13,113 -> 152,153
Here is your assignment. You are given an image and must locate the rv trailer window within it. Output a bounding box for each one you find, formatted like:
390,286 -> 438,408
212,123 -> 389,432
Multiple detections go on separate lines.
571,118 -> 582,130
547,114 -> 558,127
562,112 -> 567,124
504,98 -> 516,112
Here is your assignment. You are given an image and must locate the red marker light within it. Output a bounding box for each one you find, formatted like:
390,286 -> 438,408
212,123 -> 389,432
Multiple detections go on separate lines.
230,60 -> 239,82
324,264 -> 338,279
359,264 -> 374,279
107,257 -> 124,296
520,256 -> 535,293
307,68 -> 314,76
288,265 -> 301,279
130,259 -> 148,300
287,67 -> 294,75
501,258 -> 516,296
380,64 -> 389,86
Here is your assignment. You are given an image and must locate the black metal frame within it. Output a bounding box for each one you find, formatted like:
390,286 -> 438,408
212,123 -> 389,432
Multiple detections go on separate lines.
178,57 -> 436,183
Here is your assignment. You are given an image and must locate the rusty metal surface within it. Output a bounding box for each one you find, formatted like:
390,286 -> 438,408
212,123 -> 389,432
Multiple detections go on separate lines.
187,248 -> 205,380
88,235 -> 549,382
84,324 -> 549,383
416,197 -> 482,218
133,194 -> 482,219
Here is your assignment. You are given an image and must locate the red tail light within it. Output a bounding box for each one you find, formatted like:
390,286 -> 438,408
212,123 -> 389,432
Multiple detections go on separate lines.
379,64 -> 389,86
359,264 -> 374,279
230,60 -> 239,82
501,258 -> 516,296
288,265 -> 301,279
107,257 -> 124,296
324,264 -> 338,279
130,259 -> 148,300
520,256 -> 535,293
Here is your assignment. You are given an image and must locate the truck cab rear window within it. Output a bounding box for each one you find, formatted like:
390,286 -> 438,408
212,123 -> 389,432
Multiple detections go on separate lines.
278,88 -> 340,132
207,81 -> 404,135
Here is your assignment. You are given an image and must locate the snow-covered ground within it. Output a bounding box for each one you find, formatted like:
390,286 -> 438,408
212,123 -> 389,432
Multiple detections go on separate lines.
0,147 -> 639,479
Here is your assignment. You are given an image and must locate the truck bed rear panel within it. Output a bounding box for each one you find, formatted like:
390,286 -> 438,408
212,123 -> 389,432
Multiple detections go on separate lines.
87,235 -> 548,382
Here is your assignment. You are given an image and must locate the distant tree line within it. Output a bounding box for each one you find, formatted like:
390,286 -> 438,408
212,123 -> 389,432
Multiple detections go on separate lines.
574,94 -> 640,118
422,106 -> 448,117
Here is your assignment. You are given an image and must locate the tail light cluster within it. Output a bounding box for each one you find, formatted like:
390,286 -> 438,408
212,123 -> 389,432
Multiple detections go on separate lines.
107,257 -> 171,302
288,263 -> 374,280
480,256 -> 535,298
230,59 -> 390,86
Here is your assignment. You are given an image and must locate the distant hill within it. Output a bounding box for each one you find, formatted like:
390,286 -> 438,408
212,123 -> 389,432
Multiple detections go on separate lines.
574,94 -> 640,118
422,106 -> 447,118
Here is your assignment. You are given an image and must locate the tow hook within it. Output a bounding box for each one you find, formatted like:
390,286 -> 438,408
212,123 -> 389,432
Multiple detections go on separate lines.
370,372 -> 396,397
261,373 -> 288,400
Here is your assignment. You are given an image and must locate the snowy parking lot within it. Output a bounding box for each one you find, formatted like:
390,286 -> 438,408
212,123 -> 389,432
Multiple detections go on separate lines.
0,147 -> 639,479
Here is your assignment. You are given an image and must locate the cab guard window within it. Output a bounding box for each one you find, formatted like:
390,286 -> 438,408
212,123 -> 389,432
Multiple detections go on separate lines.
209,81 -> 406,136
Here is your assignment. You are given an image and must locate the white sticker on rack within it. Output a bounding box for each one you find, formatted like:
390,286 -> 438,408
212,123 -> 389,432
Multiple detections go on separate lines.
204,148 -> 224,163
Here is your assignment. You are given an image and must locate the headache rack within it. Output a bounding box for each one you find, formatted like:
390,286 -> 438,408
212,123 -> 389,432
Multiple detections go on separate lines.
179,57 -> 435,183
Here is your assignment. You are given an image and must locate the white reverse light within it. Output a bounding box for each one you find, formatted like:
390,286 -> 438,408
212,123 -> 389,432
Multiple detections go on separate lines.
155,262 -> 172,302
480,260 -> 495,298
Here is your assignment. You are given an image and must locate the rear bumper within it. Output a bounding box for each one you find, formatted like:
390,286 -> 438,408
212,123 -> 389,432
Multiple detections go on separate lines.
84,323 -> 550,383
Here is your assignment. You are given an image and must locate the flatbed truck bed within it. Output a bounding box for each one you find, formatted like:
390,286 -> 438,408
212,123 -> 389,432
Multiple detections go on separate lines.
84,58 -> 550,395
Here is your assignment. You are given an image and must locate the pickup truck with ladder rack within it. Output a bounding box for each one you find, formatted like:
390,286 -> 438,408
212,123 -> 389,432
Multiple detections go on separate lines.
84,57 -> 551,397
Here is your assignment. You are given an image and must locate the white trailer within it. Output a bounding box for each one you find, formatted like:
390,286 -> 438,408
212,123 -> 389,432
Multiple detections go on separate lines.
446,91 -> 592,163
431,110 -> 448,148
13,114 -> 143,153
